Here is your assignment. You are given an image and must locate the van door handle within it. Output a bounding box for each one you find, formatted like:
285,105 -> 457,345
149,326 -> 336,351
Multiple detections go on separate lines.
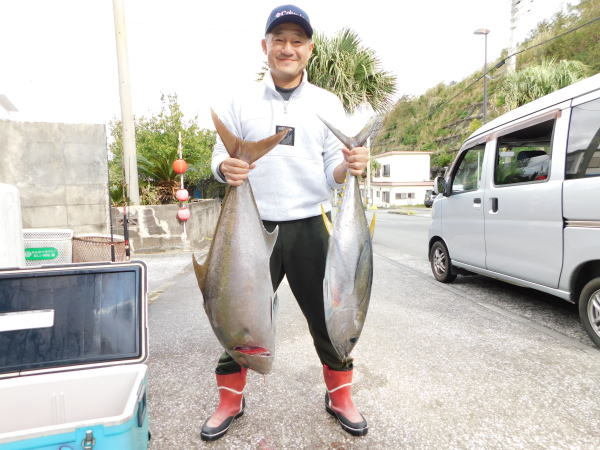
490,197 -> 499,213
473,198 -> 481,207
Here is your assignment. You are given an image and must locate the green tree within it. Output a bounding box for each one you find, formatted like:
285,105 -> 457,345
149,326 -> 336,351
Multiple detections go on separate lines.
109,94 -> 217,205
498,59 -> 590,109
308,29 -> 396,113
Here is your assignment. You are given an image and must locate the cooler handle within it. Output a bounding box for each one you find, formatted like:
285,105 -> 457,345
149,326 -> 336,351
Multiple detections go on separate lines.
0,309 -> 54,332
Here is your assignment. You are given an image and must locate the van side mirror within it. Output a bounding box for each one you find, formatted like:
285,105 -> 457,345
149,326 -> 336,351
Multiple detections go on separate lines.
433,176 -> 447,196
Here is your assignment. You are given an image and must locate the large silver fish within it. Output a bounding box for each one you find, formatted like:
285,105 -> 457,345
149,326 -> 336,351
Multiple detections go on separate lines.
320,117 -> 376,361
192,111 -> 288,374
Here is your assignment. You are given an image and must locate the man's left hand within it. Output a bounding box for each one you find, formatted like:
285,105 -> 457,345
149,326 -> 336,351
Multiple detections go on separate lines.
342,147 -> 369,176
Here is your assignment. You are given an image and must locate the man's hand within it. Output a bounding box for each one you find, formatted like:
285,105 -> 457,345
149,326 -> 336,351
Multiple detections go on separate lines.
333,147 -> 369,183
219,158 -> 256,187
343,147 -> 369,176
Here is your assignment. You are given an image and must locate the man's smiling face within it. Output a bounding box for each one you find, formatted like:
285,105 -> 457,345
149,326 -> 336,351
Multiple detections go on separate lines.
262,22 -> 314,87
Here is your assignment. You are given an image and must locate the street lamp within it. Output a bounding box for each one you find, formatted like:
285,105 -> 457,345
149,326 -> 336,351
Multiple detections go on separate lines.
474,28 -> 490,122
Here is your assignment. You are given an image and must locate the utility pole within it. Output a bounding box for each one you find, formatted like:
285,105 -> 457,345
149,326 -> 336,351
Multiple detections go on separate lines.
508,0 -> 520,73
474,28 -> 490,122
112,0 -> 140,204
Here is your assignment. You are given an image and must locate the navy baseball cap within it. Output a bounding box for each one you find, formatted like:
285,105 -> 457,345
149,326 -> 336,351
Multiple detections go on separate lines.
265,4 -> 313,38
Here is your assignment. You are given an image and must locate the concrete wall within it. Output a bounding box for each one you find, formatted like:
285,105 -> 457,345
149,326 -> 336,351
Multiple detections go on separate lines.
111,200 -> 220,253
0,120 -> 109,234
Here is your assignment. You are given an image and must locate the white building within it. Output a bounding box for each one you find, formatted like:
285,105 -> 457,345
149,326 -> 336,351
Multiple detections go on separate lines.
369,151 -> 433,207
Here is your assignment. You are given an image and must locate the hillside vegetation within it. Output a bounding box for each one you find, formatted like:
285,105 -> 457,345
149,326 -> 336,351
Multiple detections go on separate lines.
372,0 -> 600,169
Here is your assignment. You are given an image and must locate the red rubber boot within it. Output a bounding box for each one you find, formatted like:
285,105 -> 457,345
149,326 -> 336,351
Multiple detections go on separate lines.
323,365 -> 368,436
200,368 -> 247,441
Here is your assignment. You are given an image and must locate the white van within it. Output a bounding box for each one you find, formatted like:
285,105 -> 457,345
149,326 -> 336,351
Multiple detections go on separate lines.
428,73 -> 600,347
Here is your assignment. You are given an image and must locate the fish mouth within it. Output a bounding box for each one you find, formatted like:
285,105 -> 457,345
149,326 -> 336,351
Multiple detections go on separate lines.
233,346 -> 272,357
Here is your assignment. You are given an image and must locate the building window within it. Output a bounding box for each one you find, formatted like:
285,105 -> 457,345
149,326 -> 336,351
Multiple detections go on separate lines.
408,192 -> 415,199
383,164 -> 390,177
376,191 -> 380,198
382,191 -> 390,203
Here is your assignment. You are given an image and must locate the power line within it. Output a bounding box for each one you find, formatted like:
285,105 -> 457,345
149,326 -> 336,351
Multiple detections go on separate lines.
425,15 -> 600,119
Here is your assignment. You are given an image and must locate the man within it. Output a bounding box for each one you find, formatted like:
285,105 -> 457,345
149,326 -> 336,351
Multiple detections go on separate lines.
202,4 -> 369,441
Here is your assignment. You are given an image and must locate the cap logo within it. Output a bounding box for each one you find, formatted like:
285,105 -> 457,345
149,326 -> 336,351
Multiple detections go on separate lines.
275,10 -> 304,19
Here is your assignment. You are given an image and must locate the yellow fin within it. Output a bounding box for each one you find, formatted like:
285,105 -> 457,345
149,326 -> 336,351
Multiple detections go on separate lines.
369,213 -> 376,239
320,204 -> 333,235
192,253 -> 207,294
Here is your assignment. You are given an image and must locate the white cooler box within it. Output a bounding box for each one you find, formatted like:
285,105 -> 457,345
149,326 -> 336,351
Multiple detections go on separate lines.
0,262 -> 149,449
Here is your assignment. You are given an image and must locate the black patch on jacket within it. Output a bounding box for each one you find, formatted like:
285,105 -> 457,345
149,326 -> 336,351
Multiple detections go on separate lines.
276,126 -> 295,146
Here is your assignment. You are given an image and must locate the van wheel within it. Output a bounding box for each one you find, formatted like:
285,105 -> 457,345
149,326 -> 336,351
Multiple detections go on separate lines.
578,277 -> 600,348
430,241 -> 457,283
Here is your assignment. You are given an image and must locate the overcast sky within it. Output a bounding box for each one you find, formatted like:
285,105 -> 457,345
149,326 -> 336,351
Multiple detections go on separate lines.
0,0 -> 571,130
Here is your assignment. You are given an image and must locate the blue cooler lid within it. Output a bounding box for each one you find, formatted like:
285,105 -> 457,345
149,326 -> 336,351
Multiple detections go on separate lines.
0,261 -> 147,378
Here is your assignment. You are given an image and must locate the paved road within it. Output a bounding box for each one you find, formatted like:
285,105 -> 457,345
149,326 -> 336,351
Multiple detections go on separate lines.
373,211 -> 594,347
141,211 -> 600,449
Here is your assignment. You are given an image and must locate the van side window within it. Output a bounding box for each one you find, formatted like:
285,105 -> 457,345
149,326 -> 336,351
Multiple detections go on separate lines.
566,97 -> 600,179
494,119 -> 554,185
451,145 -> 485,194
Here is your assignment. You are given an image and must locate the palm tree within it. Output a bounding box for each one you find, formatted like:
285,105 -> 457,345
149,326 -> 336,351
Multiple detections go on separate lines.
498,59 -> 589,110
308,29 -> 396,113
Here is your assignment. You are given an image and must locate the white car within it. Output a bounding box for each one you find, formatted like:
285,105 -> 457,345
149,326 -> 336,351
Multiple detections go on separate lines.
429,73 -> 600,347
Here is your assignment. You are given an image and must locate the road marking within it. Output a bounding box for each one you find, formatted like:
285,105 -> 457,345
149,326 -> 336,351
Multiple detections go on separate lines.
375,252 -> 598,355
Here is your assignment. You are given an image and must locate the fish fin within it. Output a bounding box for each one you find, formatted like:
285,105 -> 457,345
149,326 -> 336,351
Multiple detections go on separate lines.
320,204 -> 333,235
211,109 -> 288,163
319,115 -> 354,149
211,109 -> 242,158
353,118 -> 378,147
192,253 -> 207,294
354,242 -> 373,308
319,116 -> 378,149
244,129 -> 289,164
264,224 -> 279,255
271,293 -> 279,325
369,213 -> 376,239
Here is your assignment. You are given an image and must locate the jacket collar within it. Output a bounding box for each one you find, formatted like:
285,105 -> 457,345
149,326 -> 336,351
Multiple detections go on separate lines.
263,70 -> 309,96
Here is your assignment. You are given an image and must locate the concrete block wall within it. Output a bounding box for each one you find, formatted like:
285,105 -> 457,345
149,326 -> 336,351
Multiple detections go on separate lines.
111,200 -> 220,253
0,120 -> 109,234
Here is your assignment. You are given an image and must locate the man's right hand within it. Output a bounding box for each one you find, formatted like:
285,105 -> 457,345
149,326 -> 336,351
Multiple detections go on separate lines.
219,158 -> 256,187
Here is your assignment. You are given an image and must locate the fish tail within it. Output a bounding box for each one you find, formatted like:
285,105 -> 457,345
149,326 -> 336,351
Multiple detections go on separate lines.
192,253 -> 207,294
318,116 -> 378,149
211,109 -> 288,163
318,115 -> 354,149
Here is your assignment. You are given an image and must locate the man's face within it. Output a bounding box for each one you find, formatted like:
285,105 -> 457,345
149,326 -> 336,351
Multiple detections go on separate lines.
262,23 -> 314,86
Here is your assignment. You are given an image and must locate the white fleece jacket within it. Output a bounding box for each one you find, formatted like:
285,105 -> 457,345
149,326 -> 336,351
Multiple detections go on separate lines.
211,71 -> 346,221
